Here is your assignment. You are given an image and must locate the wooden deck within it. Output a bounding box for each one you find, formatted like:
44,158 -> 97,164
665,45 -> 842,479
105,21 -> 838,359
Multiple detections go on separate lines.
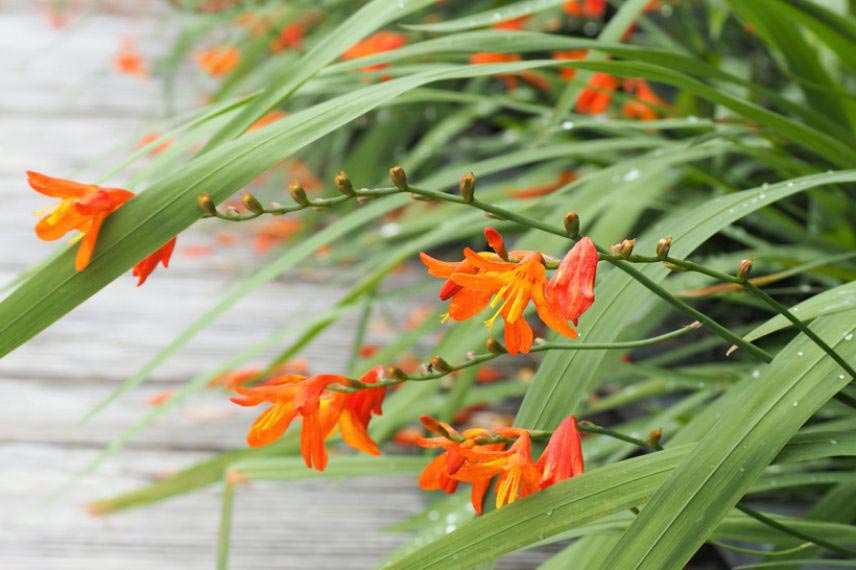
0,3 -> 553,568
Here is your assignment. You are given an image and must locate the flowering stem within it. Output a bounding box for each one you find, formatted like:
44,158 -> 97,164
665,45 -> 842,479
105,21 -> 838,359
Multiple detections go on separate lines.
735,504 -> 856,558
337,323 -> 701,392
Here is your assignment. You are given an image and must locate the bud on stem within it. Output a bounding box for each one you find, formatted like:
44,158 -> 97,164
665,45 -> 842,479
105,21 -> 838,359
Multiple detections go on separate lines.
610,238 -> 636,259
334,171 -> 355,196
563,211 -> 580,237
430,356 -> 453,374
647,428 -> 662,449
737,258 -> 753,281
460,172 -> 475,203
241,193 -> 264,215
486,338 -> 507,354
656,237 -> 672,259
289,181 -> 310,207
385,366 -> 409,382
197,193 -> 217,217
389,166 -> 408,190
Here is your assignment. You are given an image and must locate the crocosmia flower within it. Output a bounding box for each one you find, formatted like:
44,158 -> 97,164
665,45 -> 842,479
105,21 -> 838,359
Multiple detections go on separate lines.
546,237 -> 598,324
563,0 -> 607,18
132,237 -> 177,286
341,32 -> 407,73
552,50 -> 588,81
114,38 -> 147,77
621,79 -> 670,121
196,46 -> 240,76
577,73 -> 619,115
28,171 -> 135,271
421,227 -> 585,355
231,367 -> 386,471
417,415 -> 585,514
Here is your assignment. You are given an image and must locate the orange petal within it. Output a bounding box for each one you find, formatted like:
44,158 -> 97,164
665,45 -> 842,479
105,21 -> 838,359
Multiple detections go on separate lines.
247,403 -> 296,447
338,408 -> 380,455
26,171 -> 92,198
503,318 -> 533,355
75,214 -> 105,271
448,288 -> 492,321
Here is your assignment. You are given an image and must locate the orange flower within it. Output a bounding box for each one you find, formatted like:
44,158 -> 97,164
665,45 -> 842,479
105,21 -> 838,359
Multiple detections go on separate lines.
231,367 -> 387,471
469,52 -> 549,91
253,218 -> 301,253
509,171 -> 577,199
421,228 -> 579,354
132,237 -> 177,286
196,46 -> 240,76
552,50 -> 588,81
621,79 -> 669,121
147,389 -> 175,407
341,32 -> 407,73
450,250 -> 578,354
576,72 -> 619,115
248,110 -> 287,132
492,16 -> 530,30
563,0 -> 606,18
138,133 -> 173,155
28,171 -> 135,271
545,237 -> 598,324
271,22 -> 303,52
114,38 -> 147,77
417,417 -> 585,514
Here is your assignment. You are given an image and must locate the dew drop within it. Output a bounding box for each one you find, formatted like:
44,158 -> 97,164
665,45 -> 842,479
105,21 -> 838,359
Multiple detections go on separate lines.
739,467 -> 745,473
786,181 -> 795,188
792,401 -> 798,407
428,510 -> 440,521
561,120 -> 575,130
759,192 -> 766,199
797,351 -> 804,357
623,168 -> 641,182
751,370 -> 761,379
545,509 -> 554,517
445,524 -> 456,533
830,439 -> 838,445
838,374 -> 846,380
844,333 -> 853,341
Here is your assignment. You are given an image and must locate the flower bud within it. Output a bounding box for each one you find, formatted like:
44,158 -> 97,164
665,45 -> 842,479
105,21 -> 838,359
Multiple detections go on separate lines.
288,181 -> 310,207
430,356 -> 453,374
610,238 -> 636,259
389,165 -> 408,190
197,193 -> 217,217
656,237 -> 672,259
484,226 -> 508,260
460,172 -> 475,203
486,338 -> 507,354
737,258 -> 753,280
241,193 -> 264,214
647,428 -> 662,449
334,171 -> 355,196
385,365 -> 409,382
420,415 -> 461,441
563,211 -> 580,237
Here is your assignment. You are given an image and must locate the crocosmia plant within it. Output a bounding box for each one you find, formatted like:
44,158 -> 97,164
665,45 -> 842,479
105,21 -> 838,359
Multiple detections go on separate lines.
4,0 -> 856,568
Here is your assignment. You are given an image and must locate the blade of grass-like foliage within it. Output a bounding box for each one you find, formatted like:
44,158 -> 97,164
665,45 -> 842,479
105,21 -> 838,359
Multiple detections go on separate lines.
727,0 -> 851,129
200,0 -> 437,151
602,310 -> 856,568
0,59 -> 572,363
743,281 -> 856,343
228,455 -> 427,481
538,534 -> 621,570
403,0 -> 567,32
774,0 -> 856,75
774,430 -> 856,464
749,472 -> 856,494
516,170 -> 856,432
383,445 -> 695,569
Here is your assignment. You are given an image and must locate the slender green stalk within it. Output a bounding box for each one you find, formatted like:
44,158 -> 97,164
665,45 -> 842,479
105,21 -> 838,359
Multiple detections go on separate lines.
735,504 -> 856,558
217,479 -> 238,570
340,323 -> 701,391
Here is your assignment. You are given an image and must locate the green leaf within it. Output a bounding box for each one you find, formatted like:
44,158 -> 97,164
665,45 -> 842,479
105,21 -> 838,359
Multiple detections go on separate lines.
774,430 -> 856,464
602,310 -> 856,569
403,0 -> 568,32
743,280 -> 856,343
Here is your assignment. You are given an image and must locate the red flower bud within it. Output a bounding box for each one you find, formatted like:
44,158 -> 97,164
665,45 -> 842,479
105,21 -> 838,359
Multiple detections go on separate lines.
546,237 -> 598,325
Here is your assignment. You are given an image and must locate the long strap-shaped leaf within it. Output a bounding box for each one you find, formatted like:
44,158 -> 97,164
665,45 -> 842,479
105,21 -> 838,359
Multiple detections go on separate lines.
384,445 -> 695,570
515,170 -> 856,432
602,310 -> 856,569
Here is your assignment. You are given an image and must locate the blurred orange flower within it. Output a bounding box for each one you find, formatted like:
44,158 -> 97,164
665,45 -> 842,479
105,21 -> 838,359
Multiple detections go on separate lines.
271,22 -> 303,52
114,38 -> 147,77
196,46 -> 240,76
576,72 -> 619,115
563,0 -> 606,18
552,50 -> 588,81
341,32 -> 407,74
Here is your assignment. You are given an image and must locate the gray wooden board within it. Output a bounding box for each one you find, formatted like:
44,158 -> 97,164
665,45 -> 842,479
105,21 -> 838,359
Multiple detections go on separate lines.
0,3 -> 557,568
